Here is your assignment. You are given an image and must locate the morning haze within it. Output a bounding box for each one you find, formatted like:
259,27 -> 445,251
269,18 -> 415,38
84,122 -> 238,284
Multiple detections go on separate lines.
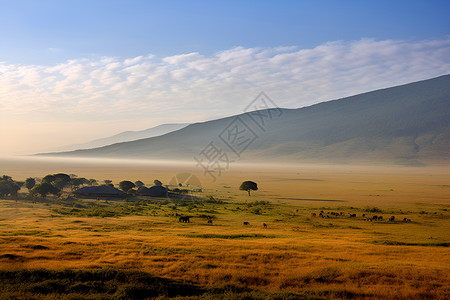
0,1 -> 449,299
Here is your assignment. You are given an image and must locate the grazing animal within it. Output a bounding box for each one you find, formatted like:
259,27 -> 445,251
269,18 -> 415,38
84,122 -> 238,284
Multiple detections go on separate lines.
243,222 -> 250,226
263,223 -> 267,228
207,219 -> 213,224
340,212 -> 344,216
362,213 -> 366,217
349,214 -> 356,218
389,216 -> 395,222
373,215 -> 378,220
311,213 -> 316,217
179,216 -> 190,223
378,216 -> 383,221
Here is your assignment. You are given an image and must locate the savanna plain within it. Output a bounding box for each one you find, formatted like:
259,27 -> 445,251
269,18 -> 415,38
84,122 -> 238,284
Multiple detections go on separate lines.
0,158 -> 449,299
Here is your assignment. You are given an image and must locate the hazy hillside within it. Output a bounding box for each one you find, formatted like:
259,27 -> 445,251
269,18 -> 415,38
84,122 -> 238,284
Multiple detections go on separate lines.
50,123 -> 189,151
39,75 -> 450,165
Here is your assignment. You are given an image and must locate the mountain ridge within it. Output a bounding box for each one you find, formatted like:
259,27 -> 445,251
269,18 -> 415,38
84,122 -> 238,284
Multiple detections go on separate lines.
50,123 -> 189,151
38,75 -> 450,165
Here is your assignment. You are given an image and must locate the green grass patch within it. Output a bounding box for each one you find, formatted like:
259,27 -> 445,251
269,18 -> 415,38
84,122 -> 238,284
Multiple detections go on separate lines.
52,203 -> 150,218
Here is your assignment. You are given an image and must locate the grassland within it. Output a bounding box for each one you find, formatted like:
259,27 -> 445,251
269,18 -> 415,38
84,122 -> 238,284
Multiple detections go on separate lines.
0,159 -> 449,299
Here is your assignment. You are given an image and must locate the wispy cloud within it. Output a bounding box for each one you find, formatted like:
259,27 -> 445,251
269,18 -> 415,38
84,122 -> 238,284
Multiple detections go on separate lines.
1,38 -> 450,154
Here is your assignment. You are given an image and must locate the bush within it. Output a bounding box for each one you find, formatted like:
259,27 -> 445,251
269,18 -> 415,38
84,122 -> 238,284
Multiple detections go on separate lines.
364,206 -> 382,213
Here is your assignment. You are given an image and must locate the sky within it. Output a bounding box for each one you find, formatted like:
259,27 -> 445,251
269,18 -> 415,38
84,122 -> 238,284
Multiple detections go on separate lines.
1,0 -> 450,156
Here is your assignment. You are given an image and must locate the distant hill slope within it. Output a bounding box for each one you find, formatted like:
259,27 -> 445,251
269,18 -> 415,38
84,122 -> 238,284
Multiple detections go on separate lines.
50,123 -> 189,151
39,75 -> 450,165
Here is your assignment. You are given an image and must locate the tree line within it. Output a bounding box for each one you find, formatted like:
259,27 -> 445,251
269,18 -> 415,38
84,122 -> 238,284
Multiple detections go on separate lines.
0,174 -> 166,200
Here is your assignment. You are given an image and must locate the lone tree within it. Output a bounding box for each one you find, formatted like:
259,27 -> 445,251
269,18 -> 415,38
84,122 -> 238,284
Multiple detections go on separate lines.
119,180 -> 135,192
239,181 -> 258,196
153,179 -> 162,186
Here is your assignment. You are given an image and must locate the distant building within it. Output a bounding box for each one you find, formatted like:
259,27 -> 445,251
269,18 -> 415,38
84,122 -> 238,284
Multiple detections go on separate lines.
73,186 -> 126,198
137,186 -> 168,197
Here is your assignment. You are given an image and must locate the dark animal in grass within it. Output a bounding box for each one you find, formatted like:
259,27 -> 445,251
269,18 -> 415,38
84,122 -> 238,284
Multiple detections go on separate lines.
389,216 -> 395,222
373,215 -> 378,220
263,223 -> 267,228
179,216 -> 190,223
243,222 -> 250,226
378,216 -> 383,221
207,219 -> 213,224
362,213 -> 366,217
349,214 -> 356,218
340,212 -> 344,216
311,213 -> 316,217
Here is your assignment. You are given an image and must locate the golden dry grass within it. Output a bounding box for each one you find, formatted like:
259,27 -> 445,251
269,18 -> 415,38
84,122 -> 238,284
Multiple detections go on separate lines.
0,159 -> 449,298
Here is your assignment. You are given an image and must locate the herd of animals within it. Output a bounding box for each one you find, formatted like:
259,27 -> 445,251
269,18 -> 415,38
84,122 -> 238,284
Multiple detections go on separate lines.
177,210 -> 412,228
310,210 -> 412,222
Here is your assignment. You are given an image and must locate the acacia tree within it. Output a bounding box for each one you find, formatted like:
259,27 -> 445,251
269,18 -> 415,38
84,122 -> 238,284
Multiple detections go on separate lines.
119,181 -> 135,192
25,177 -> 36,192
42,174 -> 56,184
103,180 -> 114,187
71,177 -> 89,190
0,176 -> 21,199
239,181 -> 258,196
53,173 -> 71,190
31,183 -> 60,199
1,175 -> 12,182
153,179 -> 162,186
0,182 -> 12,198
135,180 -> 144,188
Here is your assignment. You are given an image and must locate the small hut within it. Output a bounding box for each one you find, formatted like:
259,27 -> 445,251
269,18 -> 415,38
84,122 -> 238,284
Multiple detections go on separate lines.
73,186 -> 126,198
137,186 -> 168,197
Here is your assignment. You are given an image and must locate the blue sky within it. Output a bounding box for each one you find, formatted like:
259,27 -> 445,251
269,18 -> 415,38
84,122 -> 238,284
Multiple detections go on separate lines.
0,0 -> 450,156
1,0 -> 449,64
